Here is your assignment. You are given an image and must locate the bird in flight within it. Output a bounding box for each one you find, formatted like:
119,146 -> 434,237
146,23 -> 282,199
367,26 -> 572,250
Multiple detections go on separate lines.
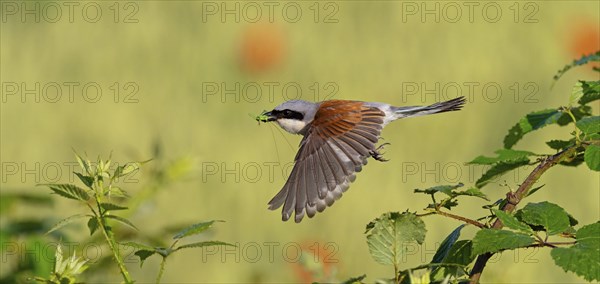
256,96 -> 466,223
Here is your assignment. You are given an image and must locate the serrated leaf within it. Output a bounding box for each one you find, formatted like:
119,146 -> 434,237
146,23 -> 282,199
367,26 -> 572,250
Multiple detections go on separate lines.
365,212 -> 426,266
504,109 -> 563,149
134,250 -> 156,267
558,105 -> 593,126
431,225 -> 465,264
74,151 -> 91,175
112,160 -> 149,180
576,116 -> 600,135
100,202 -> 128,211
173,220 -> 223,240
551,222 -> 600,281
578,80 -> 600,105
472,229 -> 535,255
176,241 -> 236,251
584,144 -> 600,171
468,149 -> 536,165
519,202 -> 571,235
413,183 -> 463,197
105,215 -> 138,231
546,140 -> 574,151
553,51 -> 600,81
570,81 -> 585,106
455,187 -> 490,201
74,172 -> 94,188
120,241 -> 156,252
341,274 -> 367,284
39,184 -> 90,201
493,209 -> 534,234
475,159 -> 530,188
87,217 -> 99,236
46,214 -> 90,235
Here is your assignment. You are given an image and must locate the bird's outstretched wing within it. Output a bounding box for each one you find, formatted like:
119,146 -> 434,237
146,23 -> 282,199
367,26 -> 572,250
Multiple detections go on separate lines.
268,100 -> 385,222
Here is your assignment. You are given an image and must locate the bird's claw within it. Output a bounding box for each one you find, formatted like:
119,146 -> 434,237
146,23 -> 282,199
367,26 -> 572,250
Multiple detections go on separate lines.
371,143 -> 391,162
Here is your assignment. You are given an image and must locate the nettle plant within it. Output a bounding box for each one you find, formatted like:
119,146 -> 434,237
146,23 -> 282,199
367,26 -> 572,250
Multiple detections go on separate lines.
35,152 -> 233,284
354,52 -> 600,284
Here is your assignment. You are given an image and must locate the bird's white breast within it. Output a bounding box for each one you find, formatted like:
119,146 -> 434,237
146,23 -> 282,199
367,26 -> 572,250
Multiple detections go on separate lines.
277,118 -> 307,134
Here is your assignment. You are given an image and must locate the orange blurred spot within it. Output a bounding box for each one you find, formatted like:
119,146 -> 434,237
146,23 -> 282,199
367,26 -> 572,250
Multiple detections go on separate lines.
289,241 -> 338,283
239,23 -> 286,74
568,19 -> 600,68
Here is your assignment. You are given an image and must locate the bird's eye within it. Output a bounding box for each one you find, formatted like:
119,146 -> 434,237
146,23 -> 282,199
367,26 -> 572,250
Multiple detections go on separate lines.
283,110 -> 291,116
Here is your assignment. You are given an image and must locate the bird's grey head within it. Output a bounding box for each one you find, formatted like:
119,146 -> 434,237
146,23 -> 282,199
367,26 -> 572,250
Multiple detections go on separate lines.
263,100 -> 319,135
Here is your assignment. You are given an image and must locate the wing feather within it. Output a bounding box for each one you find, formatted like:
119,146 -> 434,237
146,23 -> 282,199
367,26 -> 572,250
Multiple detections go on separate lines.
268,101 -> 386,222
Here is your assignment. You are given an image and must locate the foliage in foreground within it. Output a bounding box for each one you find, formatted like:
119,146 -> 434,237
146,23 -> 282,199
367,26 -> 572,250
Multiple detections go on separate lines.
348,51 -> 600,284
32,152 -> 234,284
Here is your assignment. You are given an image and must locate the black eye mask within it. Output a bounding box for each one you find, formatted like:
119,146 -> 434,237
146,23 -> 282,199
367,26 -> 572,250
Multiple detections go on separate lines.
271,109 -> 304,120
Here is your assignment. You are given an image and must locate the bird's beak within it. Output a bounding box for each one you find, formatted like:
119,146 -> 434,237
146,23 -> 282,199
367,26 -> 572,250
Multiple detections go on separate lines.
255,110 -> 277,123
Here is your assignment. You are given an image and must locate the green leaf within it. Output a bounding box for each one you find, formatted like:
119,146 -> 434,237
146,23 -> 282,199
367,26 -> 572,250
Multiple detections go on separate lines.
475,159 -> 530,188
444,240 -> 475,266
518,202 -> 571,235
584,144 -> 600,171
100,202 -> 128,211
107,186 -> 129,198
365,212 -> 426,266
134,250 -> 156,267
87,217 -> 99,236
559,105 -> 593,126
413,183 -> 463,197
468,149 -> 536,165
431,225 -> 465,264
551,222 -> 600,281
431,240 -> 474,280
576,116 -> 600,135
578,80 -> 600,105
553,51 -> 600,82
173,220 -> 223,240
112,161 -> 148,179
39,184 -> 90,201
472,229 -> 535,255
74,172 -> 94,188
546,139 -> 574,151
493,209 -> 534,234
46,214 -> 90,235
120,241 -> 156,252
74,151 -> 92,175
525,184 -> 545,197
104,215 -> 138,231
176,241 -> 236,251
341,274 -> 367,284
570,81 -> 585,106
504,109 -> 563,149
458,187 -> 490,200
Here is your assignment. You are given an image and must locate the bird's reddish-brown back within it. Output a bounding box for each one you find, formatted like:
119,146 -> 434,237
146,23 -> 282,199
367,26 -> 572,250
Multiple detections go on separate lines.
312,100 -> 384,138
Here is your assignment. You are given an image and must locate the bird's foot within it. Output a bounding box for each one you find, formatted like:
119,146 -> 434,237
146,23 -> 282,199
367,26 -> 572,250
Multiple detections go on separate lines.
371,143 -> 391,162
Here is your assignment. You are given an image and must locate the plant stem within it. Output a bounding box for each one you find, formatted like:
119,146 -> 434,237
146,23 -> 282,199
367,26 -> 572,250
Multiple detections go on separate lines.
434,211 -> 487,228
156,257 -> 167,284
468,146 -> 577,283
417,211 -> 486,228
93,186 -> 133,283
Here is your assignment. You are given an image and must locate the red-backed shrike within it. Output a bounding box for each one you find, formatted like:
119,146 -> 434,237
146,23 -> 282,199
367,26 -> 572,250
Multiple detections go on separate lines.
258,96 -> 466,223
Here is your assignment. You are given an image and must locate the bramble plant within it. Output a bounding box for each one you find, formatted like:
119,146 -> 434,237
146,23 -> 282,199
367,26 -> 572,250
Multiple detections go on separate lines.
35,152 -> 234,284
354,51 -> 600,284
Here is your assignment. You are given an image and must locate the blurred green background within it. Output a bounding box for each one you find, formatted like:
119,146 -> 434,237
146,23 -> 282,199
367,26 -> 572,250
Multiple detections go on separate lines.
1,1 -> 599,283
